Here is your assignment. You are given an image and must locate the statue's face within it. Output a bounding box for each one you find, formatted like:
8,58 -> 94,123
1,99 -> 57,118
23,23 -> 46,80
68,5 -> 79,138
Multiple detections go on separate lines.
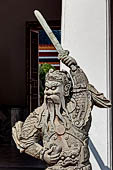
44,80 -> 68,126
44,81 -> 64,104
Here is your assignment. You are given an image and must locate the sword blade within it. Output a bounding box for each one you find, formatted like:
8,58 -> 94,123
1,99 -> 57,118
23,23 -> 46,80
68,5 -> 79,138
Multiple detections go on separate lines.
34,10 -> 64,55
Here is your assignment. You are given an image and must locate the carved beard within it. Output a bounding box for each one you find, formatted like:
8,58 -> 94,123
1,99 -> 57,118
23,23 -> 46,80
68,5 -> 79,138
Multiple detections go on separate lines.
44,94 -> 68,128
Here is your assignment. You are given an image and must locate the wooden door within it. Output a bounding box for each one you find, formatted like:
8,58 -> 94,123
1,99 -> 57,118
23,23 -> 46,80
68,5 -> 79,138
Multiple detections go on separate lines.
26,29 -> 39,113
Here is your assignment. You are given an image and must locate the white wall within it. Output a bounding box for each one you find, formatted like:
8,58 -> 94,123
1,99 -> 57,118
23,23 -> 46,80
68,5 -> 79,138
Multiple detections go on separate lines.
61,0 -> 111,169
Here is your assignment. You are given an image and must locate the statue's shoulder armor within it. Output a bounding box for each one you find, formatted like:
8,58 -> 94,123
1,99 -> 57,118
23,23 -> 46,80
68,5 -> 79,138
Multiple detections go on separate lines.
71,67 -> 89,89
67,88 -> 92,131
21,105 -> 44,139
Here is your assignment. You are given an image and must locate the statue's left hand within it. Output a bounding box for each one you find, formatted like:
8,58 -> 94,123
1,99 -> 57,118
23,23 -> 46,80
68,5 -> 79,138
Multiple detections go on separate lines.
43,146 -> 61,165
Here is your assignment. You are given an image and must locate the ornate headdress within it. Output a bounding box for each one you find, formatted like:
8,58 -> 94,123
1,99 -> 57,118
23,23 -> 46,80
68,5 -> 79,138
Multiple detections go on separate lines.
45,69 -> 72,96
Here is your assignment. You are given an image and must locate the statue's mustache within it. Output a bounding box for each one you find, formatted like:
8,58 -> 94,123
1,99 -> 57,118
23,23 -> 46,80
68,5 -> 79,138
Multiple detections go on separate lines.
45,94 -> 61,104
43,93 -> 69,128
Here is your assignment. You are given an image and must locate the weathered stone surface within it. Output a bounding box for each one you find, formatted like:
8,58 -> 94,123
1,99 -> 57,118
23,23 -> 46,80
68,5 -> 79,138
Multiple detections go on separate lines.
12,55 -> 111,170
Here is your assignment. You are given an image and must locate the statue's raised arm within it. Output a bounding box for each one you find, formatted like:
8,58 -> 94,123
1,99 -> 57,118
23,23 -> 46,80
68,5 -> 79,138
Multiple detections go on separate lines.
59,54 -> 111,109
59,54 -> 88,87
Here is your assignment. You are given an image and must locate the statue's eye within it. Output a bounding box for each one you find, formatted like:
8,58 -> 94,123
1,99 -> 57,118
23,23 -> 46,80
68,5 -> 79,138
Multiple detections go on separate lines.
45,87 -> 49,91
51,86 -> 56,90
71,154 -> 76,159
61,156 -> 65,160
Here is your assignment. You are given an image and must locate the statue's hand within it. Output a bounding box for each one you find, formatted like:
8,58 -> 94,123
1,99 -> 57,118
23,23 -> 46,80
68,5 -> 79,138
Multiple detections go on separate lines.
58,55 -> 77,70
43,147 -> 61,165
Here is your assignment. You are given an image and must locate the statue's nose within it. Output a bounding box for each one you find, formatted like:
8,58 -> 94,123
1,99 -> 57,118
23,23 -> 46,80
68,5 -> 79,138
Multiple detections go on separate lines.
44,89 -> 53,96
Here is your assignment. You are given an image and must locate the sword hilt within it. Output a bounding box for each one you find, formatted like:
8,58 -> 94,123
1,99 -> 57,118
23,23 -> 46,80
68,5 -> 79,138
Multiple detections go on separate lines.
58,50 -> 76,71
58,50 -> 69,58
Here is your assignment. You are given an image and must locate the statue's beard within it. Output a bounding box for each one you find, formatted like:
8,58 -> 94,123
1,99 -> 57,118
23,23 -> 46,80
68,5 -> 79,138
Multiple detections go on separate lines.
43,94 -> 68,128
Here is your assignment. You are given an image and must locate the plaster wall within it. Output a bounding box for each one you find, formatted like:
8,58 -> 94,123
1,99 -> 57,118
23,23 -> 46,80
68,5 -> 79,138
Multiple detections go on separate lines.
61,0 -> 111,169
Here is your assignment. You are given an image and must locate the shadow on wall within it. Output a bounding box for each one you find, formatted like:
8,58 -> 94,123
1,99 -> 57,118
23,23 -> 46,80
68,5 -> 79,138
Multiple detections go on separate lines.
89,138 -> 110,170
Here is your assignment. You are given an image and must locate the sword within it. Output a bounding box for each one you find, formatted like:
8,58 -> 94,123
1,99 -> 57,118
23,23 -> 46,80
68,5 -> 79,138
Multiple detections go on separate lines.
34,10 -> 69,57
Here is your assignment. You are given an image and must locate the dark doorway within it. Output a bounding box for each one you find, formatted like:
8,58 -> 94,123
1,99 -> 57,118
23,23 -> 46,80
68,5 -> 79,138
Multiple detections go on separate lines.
26,21 -> 61,113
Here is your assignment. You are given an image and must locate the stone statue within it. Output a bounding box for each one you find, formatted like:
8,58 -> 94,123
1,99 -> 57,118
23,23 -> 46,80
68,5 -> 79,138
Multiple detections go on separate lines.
12,54 -> 111,170
12,11 -> 111,170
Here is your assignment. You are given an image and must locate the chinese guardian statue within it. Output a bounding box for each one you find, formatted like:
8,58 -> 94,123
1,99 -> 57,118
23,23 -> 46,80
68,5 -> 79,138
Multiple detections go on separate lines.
12,10 -> 111,170
12,55 -> 111,170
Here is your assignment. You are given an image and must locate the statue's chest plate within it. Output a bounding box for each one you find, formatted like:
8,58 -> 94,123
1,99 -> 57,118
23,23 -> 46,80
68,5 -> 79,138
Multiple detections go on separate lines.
42,117 -> 89,168
43,119 -> 84,154
44,127 -> 84,167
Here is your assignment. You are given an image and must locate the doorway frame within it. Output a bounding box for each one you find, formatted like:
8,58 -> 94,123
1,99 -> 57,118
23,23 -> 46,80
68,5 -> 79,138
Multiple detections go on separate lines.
25,21 -> 61,114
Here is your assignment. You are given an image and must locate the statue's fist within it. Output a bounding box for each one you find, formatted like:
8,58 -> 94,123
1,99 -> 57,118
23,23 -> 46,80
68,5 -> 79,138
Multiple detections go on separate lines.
58,55 -> 77,70
43,146 -> 61,165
